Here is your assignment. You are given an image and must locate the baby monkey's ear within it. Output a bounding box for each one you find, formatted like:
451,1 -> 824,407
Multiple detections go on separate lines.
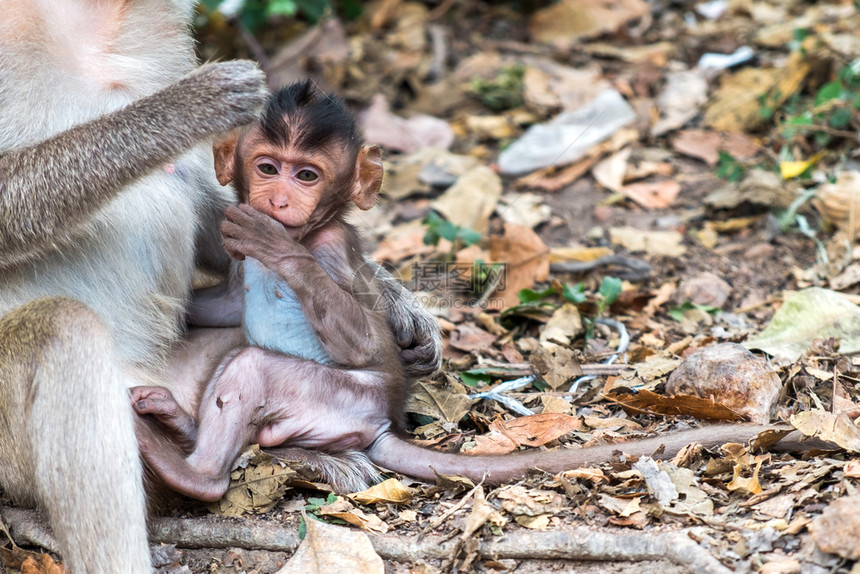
351,145 -> 383,211
213,130 -> 241,186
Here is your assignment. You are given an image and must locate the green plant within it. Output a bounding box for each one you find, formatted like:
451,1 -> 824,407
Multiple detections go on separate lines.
422,211 -> 482,254
715,151 -> 745,182
518,282 -> 586,304
469,65 -> 526,112
596,276 -> 621,316
298,493 -> 342,538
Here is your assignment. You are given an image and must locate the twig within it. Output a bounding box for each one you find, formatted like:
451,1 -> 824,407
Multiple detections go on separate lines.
2,507 -> 733,573
569,318 -> 629,392
550,255 -> 651,281
421,482 -> 480,535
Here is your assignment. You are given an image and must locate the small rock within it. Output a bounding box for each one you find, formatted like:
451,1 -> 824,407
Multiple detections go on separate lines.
744,243 -> 775,260
593,205 -> 613,222
810,494 -> 860,560
675,272 -> 732,308
666,343 -> 781,424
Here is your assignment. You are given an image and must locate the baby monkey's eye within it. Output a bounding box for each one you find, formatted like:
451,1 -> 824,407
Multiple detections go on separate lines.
296,169 -> 319,182
258,163 -> 278,176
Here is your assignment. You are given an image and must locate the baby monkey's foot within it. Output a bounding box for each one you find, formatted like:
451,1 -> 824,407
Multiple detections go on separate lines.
131,386 -> 198,453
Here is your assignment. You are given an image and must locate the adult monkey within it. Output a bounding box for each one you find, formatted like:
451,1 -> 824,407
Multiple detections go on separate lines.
0,2 -> 440,573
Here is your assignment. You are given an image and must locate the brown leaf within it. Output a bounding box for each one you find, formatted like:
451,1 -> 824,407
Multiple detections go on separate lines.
621,180 -> 680,209
490,413 -> 582,448
530,344 -> 582,390
705,52 -> 809,132
468,431 -> 519,455
488,223 -> 550,308
789,411 -> 860,452
529,0 -> 650,46
20,555 -> 64,574
319,498 -> 390,534
405,381 -> 475,423
449,323 -> 497,352
671,129 -> 722,165
348,478 -> 413,505
514,157 -> 597,192
604,388 -> 745,422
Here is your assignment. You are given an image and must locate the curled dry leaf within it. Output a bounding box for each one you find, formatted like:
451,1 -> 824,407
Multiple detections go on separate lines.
604,388 -> 745,422
727,456 -> 764,495
816,171 -> 860,236
348,478 -> 413,505
319,498 -> 390,535
789,411 -> 860,453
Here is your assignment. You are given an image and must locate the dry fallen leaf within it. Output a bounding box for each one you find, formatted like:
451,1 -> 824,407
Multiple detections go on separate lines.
789,411 -> 860,453
530,344 -> 582,389
277,513 -> 384,574
705,52 -> 809,132
491,413 -> 582,448
620,180 -> 681,209
432,166 -> 502,234
348,478 -> 413,505
20,555 -> 64,574
405,381 -> 475,423
529,0 -> 650,46
540,303 -> 583,346
449,323 -> 498,352
604,388 -> 745,422
488,222 -> 550,308
319,498 -> 390,534
609,226 -> 686,257
671,129 -> 723,165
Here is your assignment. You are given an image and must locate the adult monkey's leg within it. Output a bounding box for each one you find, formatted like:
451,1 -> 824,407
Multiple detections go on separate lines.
0,298 -> 150,574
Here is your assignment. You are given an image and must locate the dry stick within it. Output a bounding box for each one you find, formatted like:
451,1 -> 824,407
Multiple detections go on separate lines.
1,507 -> 730,573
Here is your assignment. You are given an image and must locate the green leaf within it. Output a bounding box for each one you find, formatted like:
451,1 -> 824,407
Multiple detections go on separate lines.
815,80 -> 845,106
668,301 -> 721,322
716,151 -> 745,182
457,227 -> 482,246
266,0 -> 298,17
298,516 -> 307,539
460,370 -> 493,387
562,282 -> 587,304
200,0 -> 223,10
518,286 -> 557,303
296,0 -> 330,22
829,107 -> 853,129
598,276 -> 622,306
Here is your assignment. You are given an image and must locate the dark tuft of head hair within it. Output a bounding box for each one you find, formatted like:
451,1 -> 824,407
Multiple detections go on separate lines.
261,80 -> 362,159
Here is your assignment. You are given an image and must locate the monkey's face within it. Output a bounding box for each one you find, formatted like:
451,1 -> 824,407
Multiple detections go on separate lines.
237,130 -> 345,232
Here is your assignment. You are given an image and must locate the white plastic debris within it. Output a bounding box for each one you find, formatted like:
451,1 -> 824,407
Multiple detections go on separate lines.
697,46 -> 755,71
497,89 -> 636,175
695,0 -> 728,20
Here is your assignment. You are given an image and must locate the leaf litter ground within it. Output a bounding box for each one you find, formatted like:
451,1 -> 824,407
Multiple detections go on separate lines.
5,1 -> 860,573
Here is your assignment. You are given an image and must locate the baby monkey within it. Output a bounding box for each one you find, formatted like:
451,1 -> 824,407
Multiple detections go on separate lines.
133,81 -> 778,501
132,80 -> 407,499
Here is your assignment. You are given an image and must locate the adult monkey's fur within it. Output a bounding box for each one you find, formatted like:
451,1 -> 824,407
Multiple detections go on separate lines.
0,2 -> 440,572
